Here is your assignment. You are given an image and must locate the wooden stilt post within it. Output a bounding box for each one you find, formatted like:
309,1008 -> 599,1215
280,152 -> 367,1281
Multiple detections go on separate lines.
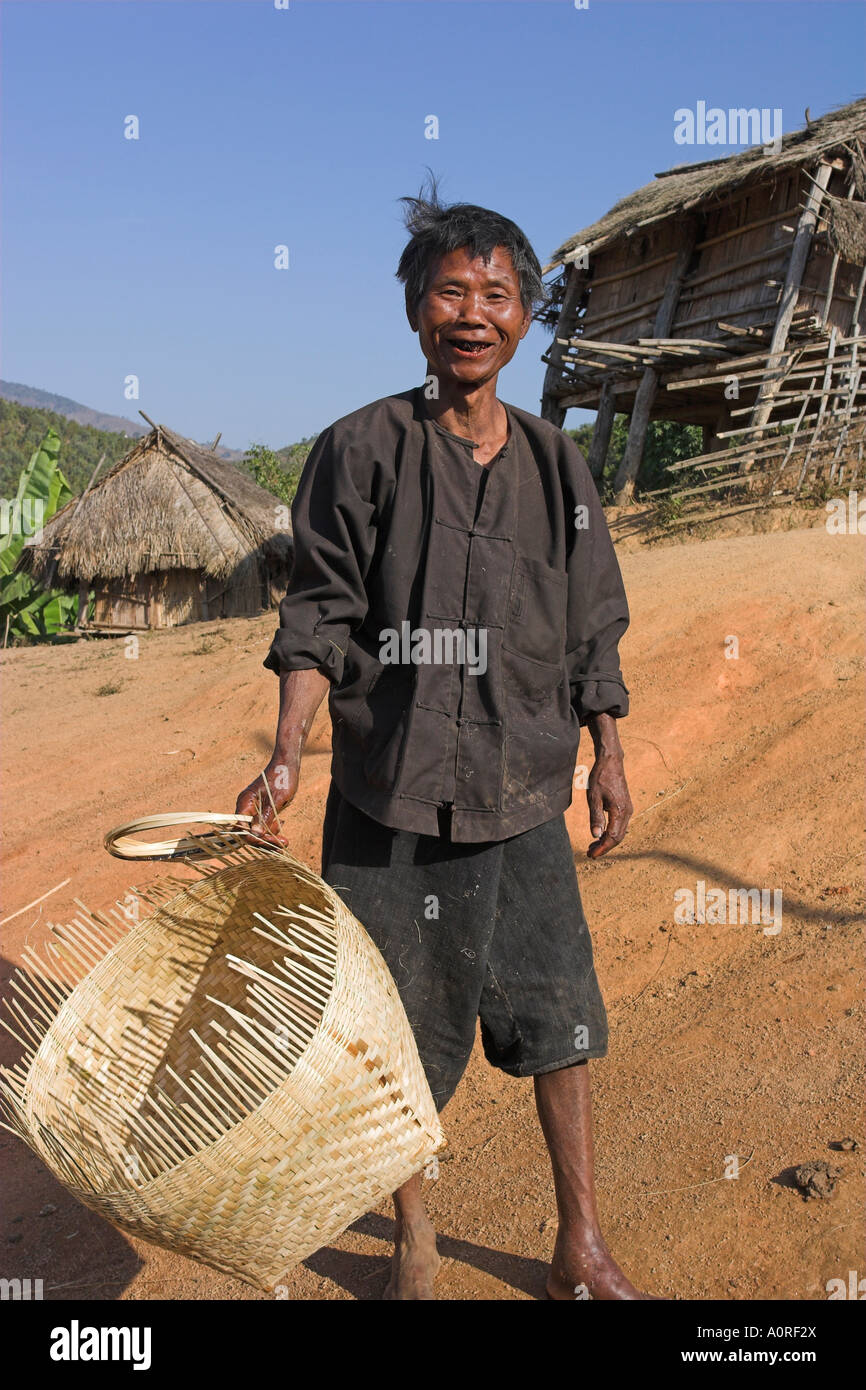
613,222 -> 698,503
801,326 -> 838,483
75,582 -> 90,630
586,380 -> 616,481
541,263 -> 588,426
822,175 -> 856,326
708,402 -> 732,453
849,263 -> 866,340
745,160 -> 834,448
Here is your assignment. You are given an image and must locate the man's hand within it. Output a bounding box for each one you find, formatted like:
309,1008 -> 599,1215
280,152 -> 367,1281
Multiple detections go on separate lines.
585,712 -> 633,859
235,757 -> 299,846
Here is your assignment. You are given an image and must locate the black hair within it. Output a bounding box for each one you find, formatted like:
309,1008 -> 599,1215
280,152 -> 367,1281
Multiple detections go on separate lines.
396,173 -> 547,318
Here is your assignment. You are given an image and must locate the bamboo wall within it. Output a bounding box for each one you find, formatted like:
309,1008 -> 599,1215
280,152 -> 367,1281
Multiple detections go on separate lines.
578,171 -> 818,347
89,564 -> 268,631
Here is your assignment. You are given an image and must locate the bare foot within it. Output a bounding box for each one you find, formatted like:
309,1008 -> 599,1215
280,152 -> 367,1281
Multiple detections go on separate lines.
545,1225 -> 666,1300
382,1220 -> 440,1300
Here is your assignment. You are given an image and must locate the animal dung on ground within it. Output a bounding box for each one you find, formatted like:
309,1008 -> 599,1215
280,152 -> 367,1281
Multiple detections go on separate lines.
792,1160 -> 840,1200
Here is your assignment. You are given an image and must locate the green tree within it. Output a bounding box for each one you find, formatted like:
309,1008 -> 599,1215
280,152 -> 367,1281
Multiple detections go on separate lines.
0,399 -> 134,497
568,416 -> 701,500
639,420 -> 703,492
243,438 -> 317,507
0,428 -> 82,643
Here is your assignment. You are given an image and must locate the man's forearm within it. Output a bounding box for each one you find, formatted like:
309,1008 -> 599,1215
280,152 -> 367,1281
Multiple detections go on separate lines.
273,667 -> 331,764
587,711 -> 624,759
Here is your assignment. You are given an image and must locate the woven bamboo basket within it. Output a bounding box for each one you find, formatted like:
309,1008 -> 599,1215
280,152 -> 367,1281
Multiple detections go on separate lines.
0,815 -> 445,1290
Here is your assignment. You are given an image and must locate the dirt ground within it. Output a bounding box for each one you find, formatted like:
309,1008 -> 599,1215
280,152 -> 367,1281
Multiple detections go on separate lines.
0,521 -> 863,1301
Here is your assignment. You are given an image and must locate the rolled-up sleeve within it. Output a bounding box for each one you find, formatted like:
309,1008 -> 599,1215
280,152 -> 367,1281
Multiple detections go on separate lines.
562,440 -> 630,725
263,427 -> 377,684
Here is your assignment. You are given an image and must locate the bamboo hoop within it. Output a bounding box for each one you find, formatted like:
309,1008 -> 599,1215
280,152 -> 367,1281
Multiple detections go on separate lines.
104,812 -> 257,861
0,817 -> 445,1289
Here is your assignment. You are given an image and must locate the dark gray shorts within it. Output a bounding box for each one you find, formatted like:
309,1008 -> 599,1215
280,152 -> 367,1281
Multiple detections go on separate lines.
320,782 -> 608,1112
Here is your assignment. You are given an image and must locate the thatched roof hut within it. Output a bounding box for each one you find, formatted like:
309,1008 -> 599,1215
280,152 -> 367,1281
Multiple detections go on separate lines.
23,422 -> 293,630
540,99 -> 866,502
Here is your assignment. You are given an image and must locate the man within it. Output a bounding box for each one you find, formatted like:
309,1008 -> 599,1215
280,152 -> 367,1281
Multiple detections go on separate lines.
236,187 -> 652,1300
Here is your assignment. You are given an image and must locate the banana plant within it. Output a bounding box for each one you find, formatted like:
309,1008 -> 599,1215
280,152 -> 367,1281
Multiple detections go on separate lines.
0,428 -> 82,642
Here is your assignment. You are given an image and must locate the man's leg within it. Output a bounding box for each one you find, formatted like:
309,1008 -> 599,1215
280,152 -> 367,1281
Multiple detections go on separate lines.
320,783 -> 501,1299
535,1062 -> 658,1300
383,1172 -> 440,1300
476,815 -> 660,1299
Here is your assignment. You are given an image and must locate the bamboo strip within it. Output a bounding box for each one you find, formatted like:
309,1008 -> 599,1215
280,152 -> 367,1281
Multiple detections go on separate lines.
148,1086 -> 212,1154
161,1067 -> 226,1142
211,1030 -> 280,1096
19,947 -> 70,1003
187,1069 -> 244,1128
189,1028 -> 262,1110
244,986 -> 314,1053
48,926 -> 101,974
228,948 -> 328,1009
6,997 -> 46,1047
207,996 -> 301,1077
262,911 -> 335,960
192,1043 -> 257,1116
0,1012 -> 37,1054
8,972 -> 60,1027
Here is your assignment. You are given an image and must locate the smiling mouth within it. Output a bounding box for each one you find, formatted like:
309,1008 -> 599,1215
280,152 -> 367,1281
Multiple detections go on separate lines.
447,339 -> 496,356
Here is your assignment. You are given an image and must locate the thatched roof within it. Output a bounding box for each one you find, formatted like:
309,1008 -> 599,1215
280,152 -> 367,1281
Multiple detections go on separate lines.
545,98 -> 866,271
22,423 -> 293,586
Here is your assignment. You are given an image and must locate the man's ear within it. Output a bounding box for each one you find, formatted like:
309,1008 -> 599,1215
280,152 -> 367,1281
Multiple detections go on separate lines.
519,308 -> 532,339
406,292 -> 418,334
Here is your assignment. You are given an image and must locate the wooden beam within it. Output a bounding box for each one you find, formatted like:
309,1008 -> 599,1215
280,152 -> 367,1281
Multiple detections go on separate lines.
849,263 -> 866,336
707,401 -> 732,454
681,241 -> 794,292
587,381 -> 616,481
746,162 -> 834,441
556,376 -> 643,409
76,582 -> 90,628
800,327 -> 838,477
71,452 -> 107,519
559,337 -> 651,358
821,173 -> 857,326
583,291 -> 664,336
691,204 -> 800,253
613,222 -> 699,503
584,251 -> 678,291
542,264 -> 588,426
673,297 -> 783,334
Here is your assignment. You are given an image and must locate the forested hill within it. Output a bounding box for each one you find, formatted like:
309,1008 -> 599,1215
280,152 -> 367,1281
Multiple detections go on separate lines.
0,381 -> 148,440
0,397 -> 318,500
0,398 -> 142,496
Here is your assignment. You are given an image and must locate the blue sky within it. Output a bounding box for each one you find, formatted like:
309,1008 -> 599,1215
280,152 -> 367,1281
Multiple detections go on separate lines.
2,0 -> 862,449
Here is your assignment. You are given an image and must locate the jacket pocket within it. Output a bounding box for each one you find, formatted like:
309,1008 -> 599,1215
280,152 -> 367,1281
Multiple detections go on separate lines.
502,556 -> 567,700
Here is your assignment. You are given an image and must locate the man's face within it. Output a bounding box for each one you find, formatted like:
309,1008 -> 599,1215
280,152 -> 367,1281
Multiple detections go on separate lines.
409,245 -> 532,389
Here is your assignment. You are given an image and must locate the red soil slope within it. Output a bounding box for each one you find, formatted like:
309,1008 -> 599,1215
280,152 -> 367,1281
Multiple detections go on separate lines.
0,526 -> 862,1300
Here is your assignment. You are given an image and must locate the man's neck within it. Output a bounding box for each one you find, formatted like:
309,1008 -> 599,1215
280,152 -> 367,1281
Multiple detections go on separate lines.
420,378 -> 507,453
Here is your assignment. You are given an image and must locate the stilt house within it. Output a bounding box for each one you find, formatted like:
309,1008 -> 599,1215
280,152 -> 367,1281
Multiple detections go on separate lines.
540,99 -> 866,504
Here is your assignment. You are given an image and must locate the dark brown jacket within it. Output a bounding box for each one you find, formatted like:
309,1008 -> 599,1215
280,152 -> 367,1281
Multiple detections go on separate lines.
264,387 -> 629,842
